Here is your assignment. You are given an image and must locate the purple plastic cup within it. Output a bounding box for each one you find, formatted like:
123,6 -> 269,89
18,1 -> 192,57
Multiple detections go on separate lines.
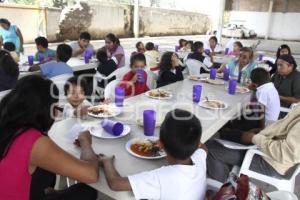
143,110 -> 156,136
115,86 -> 125,107
175,45 -> 180,52
38,53 -> 45,62
223,68 -> 230,81
85,49 -> 93,59
258,54 -> 264,61
193,85 -> 202,103
225,48 -> 229,55
204,49 -> 210,55
84,54 -> 90,64
136,69 -> 145,84
28,55 -> 34,65
210,68 -> 217,80
48,51 -> 55,59
154,44 -> 159,50
101,119 -> 124,136
228,79 -> 237,95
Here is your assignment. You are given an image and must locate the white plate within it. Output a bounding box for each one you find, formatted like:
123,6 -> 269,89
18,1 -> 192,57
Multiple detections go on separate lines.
199,100 -> 228,110
188,75 -> 208,81
87,104 -> 121,118
225,86 -> 250,94
206,79 -> 225,85
145,89 -> 173,100
89,124 -> 130,139
125,137 -> 166,160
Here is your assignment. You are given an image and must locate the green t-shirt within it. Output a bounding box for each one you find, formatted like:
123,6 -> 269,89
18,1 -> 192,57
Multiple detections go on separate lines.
272,70 -> 300,107
34,48 -> 56,61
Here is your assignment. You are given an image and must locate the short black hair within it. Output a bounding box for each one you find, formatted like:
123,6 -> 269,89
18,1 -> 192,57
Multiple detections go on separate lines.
79,32 -> 91,41
277,54 -> 297,70
35,36 -> 48,48
3,42 -> 16,51
0,50 -> 19,77
209,36 -> 218,43
64,76 -> 88,96
179,39 -> 187,46
192,41 -> 204,52
187,40 -> 193,46
130,53 -> 146,68
0,18 -> 10,26
160,109 -> 202,160
145,42 -> 154,51
250,68 -> 270,86
234,41 -> 243,48
136,41 -> 143,49
96,49 -> 108,63
106,33 -> 120,45
276,44 -> 291,58
56,44 -> 72,62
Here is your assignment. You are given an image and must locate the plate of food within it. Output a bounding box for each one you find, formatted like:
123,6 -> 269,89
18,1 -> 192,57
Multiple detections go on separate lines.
188,74 -> 209,81
206,79 -> 225,85
199,100 -> 228,110
126,137 -> 166,159
137,117 -> 163,127
89,124 -> 130,139
216,73 -> 223,79
87,104 -> 121,118
145,89 -> 172,100
236,86 -> 250,94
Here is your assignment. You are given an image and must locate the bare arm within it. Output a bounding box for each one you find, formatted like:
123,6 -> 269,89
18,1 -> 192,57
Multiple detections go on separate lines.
280,96 -> 300,105
99,155 -> 132,191
73,48 -> 85,57
114,54 -> 124,66
30,131 -> 99,184
16,28 -> 24,53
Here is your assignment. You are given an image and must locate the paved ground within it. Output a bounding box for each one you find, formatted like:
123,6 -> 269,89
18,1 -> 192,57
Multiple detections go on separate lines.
23,35 -> 300,199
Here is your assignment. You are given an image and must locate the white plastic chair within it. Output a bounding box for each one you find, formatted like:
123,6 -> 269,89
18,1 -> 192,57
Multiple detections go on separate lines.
239,149 -> 300,192
92,66 -> 130,103
50,74 -> 73,102
0,90 -> 10,102
280,103 -> 299,114
267,191 -> 298,200
104,80 -> 119,100
185,59 -> 210,76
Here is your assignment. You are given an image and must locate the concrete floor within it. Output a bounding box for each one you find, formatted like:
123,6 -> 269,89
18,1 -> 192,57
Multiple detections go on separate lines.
24,35 -> 300,199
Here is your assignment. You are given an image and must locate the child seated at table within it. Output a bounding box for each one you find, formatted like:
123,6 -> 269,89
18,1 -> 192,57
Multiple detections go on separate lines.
220,68 -> 280,143
228,41 -> 243,57
118,53 -> 149,96
34,36 -> 56,61
96,49 -> 117,88
98,109 -> 207,200
69,32 -> 94,57
178,38 -> 187,50
131,41 -> 145,56
3,42 -> 19,62
29,44 -> 73,79
187,41 -> 213,73
62,76 -> 92,118
144,42 -> 160,69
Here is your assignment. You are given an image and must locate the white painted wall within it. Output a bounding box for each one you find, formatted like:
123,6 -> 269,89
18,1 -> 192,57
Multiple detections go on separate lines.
229,11 -> 300,41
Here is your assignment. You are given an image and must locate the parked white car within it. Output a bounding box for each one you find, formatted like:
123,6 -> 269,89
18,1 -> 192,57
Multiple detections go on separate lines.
222,24 -> 257,38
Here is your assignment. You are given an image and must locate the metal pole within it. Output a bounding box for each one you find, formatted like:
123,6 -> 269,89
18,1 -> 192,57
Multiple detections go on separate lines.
217,0 -> 226,42
265,0 -> 274,39
133,0 -> 139,38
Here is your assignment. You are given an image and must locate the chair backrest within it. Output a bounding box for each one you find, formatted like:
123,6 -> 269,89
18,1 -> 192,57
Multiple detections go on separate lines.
112,66 -> 131,80
185,59 -> 207,76
104,80 -> 119,100
0,90 -> 11,102
50,73 -> 73,100
124,54 -> 131,67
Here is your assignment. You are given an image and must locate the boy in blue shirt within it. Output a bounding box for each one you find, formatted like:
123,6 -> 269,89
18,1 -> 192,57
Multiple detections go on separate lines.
34,36 -> 56,61
30,44 -> 73,79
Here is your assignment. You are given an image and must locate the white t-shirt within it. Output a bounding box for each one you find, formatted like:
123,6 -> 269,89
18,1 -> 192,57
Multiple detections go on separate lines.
69,41 -> 94,57
256,82 -> 280,126
205,43 -> 223,53
128,149 -> 207,200
62,99 -> 92,118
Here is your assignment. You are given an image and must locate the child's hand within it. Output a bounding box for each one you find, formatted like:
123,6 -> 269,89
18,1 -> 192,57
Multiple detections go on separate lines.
101,98 -> 112,105
130,74 -> 138,83
75,130 -> 92,147
98,154 -> 115,166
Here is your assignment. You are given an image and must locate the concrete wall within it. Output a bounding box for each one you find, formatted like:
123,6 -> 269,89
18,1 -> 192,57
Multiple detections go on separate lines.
139,7 -> 211,37
46,7 -> 61,42
229,11 -> 300,41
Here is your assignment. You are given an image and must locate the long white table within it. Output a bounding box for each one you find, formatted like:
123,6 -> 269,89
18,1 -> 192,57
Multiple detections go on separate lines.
48,78 -> 250,200
18,57 -> 98,79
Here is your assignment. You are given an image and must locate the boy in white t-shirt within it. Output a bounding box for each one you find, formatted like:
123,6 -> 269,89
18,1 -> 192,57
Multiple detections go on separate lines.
62,76 -> 92,118
250,67 -> 280,126
98,109 -> 207,200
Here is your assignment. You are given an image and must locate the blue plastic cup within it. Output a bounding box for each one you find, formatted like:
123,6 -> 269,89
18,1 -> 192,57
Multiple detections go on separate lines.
28,55 -> 34,65
101,119 -> 124,136
210,68 -> 217,80
223,68 -> 230,81
258,54 -> 264,61
225,48 -> 229,55
48,51 -> 55,59
193,85 -> 202,103
115,87 -> 125,107
136,69 -> 145,84
228,79 -> 237,95
143,110 -> 156,136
